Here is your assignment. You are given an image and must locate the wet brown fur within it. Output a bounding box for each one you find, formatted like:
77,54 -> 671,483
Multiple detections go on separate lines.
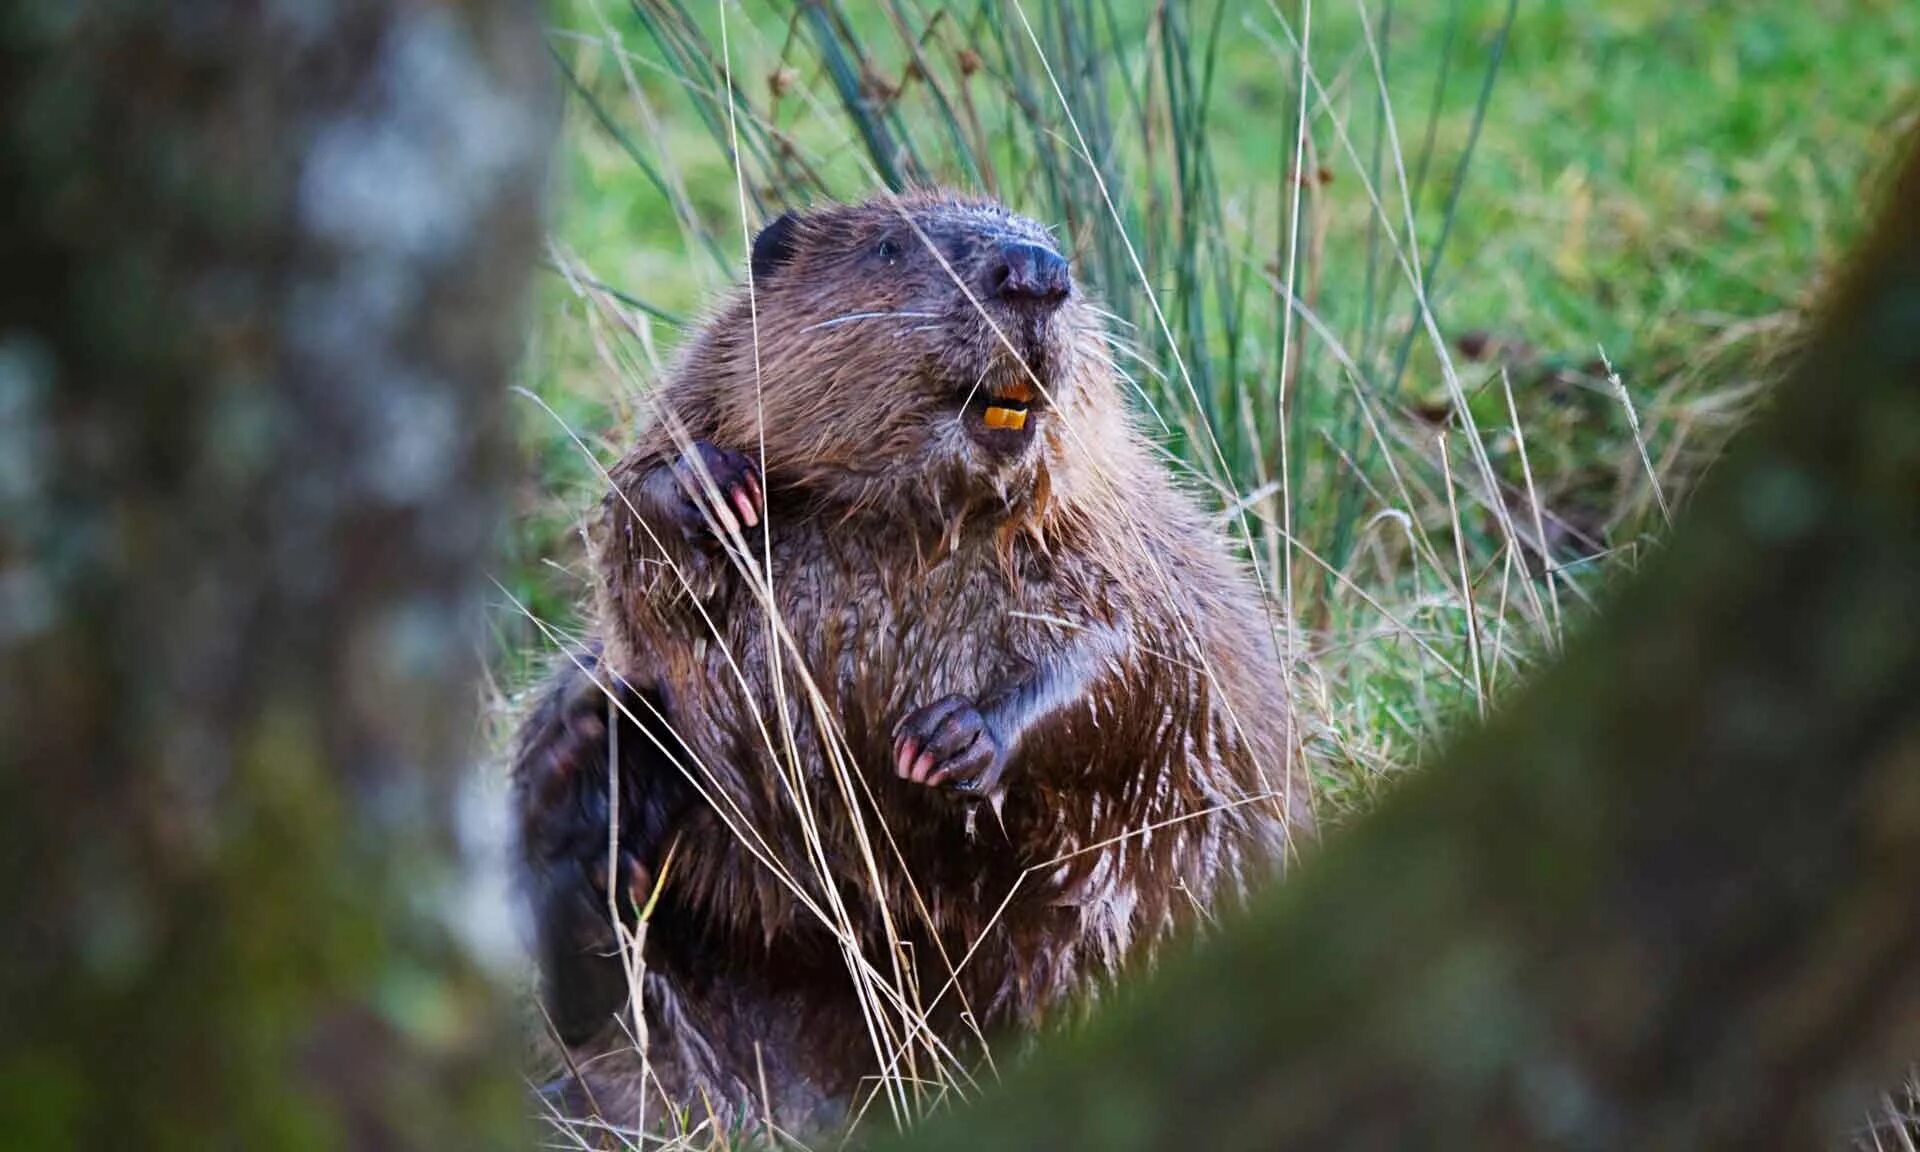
518,190 -> 1314,1135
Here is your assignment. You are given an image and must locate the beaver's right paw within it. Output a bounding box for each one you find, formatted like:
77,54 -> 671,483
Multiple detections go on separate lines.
666,440 -> 763,545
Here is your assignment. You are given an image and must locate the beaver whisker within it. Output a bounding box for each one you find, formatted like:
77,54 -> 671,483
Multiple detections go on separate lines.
1098,336 -> 1169,383
953,364 -> 993,426
801,310 -> 939,333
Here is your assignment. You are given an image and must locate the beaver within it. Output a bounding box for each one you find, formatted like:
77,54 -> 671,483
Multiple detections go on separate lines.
511,191 -> 1315,1137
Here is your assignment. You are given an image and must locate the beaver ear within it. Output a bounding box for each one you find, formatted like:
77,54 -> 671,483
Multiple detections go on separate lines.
751,210 -> 803,283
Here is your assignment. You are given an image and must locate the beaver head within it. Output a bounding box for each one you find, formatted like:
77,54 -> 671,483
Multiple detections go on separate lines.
671,191 -> 1118,525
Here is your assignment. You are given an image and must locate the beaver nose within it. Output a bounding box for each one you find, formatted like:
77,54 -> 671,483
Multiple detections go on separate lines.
988,241 -> 1071,310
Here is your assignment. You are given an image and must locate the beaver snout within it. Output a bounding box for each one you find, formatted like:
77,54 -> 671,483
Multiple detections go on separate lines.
987,241 -> 1071,311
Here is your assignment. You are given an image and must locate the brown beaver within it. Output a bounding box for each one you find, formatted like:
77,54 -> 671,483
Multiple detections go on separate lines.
511,191 -> 1314,1138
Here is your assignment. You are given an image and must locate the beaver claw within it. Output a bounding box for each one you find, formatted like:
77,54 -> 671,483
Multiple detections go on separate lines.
892,694 -> 1009,796
668,441 -> 763,544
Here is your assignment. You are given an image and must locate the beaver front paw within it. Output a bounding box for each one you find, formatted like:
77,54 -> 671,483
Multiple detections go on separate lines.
666,440 -> 763,545
892,694 -> 1010,796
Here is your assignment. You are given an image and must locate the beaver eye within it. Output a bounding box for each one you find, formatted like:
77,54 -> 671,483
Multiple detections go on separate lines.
875,237 -> 901,261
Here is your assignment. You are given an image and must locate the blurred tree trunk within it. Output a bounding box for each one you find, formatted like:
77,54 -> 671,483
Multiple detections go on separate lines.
883,133 -> 1920,1150
0,3 -> 549,1147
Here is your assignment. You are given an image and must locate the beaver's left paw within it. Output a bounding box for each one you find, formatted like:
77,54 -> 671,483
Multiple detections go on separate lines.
892,694 -> 1010,796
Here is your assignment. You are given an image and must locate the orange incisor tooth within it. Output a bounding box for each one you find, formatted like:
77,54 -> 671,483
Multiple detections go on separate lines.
985,406 -> 1027,431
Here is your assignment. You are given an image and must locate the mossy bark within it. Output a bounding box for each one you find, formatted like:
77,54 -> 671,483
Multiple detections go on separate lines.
881,133 -> 1920,1152
0,3 -> 550,1146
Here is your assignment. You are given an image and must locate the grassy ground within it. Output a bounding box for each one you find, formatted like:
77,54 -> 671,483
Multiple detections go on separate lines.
507,1 -> 1914,792
498,0 -> 1915,1136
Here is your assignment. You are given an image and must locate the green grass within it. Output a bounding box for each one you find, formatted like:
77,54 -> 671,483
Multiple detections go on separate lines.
510,0 -> 1920,806
509,0 -> 1912,801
